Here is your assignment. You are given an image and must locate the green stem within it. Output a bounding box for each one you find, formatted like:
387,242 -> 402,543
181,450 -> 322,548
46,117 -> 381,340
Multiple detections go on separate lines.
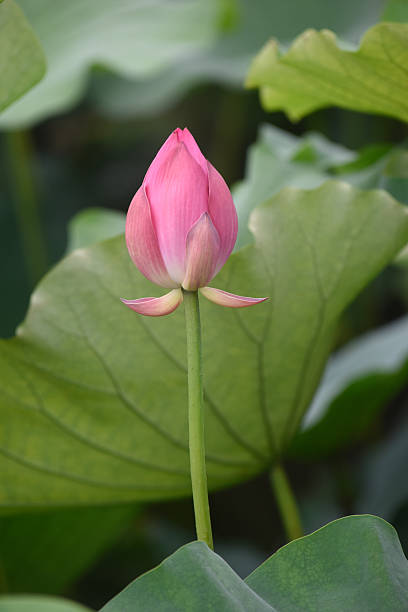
183,289 -> 213,550
5,130 -> 48,286
270,463 -> 303,541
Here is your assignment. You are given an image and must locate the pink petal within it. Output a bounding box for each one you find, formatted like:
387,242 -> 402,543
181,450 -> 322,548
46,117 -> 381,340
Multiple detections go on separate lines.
145,143 -> 208,284
144,128 -> 183,187
200,286 -> 268,308
182,213 -> 220,291
179,128 -> 208,174
121,289 -> 183,317
125,186 -> 178,288
143,128 -> 208,193
207,162 -> 238,276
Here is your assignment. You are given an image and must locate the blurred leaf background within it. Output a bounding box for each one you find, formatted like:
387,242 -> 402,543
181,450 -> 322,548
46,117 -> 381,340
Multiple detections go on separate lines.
1,0 -> 408,609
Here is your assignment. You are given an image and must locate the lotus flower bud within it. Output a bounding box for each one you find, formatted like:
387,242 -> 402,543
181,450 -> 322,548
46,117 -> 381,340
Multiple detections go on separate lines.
122,128 -> 267,316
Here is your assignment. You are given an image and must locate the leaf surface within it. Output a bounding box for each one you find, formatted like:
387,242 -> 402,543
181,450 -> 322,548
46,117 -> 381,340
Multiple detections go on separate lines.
101,515 -> 408,611
0,0 -> 45,113
247,23 -> 408,122
101,541 -> 273,612
0,182 -> 407,508
246,515 -> 408,611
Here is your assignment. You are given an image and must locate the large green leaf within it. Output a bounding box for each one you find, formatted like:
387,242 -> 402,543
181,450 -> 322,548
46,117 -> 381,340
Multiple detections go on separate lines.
100,515 -> 408,611
290,315 -> 408,459
245,515 -> 408,611
0,0 -> 46,113
101,540 -> 273,611
0,505 -> 138,594
2,516 -> 406,611
246,23 -> 408,122
0,0 -> 222,128
0,182 -> 407,509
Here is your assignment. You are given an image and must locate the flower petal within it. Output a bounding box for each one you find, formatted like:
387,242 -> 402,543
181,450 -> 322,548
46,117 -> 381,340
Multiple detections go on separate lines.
144,128 -> 183,187
146,143 -> 208,284
182,213 -> 220,290
125,186 -> 178,288
121,289 -> 183,317
144,128 -> 207,190
200,286 -> 268,308
179,128 -> 208,174
207,162 -> 238,276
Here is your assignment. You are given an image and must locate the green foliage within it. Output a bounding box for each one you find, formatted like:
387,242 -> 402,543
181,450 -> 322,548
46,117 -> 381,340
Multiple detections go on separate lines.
0,597 -> 91,611
0,0 -> 386,124
0,182 -> 407,509
246,23 -> 408,122
2,516 -> 406,610
291,316 -> 408,458
233,125 -> 354,250
0,505 -> 138,594
0,0 -> 46,113
334,147 -> 408,203
245,515 -> 408,611
234,126 -> 408,251
66,209 -> 125,254
100,515 -> 408,610
382,0 -> 408,22
89,0 -> 384,119
101,541 -> 271,611
0,0 -> 222,128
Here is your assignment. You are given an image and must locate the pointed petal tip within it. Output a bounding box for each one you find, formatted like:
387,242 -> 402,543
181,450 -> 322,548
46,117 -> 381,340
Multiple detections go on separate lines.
121,289 -> 183,317
178,127 -> 207,174
200,287 -> 269,308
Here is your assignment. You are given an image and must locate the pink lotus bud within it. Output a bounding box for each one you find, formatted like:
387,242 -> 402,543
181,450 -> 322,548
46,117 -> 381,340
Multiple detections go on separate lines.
122,128 -> 267,316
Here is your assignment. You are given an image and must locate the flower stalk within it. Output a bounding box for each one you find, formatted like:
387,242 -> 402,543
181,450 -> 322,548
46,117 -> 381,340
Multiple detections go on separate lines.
121,127 -> 268,550
183,289 -> 213,550
270,463 -> 303,542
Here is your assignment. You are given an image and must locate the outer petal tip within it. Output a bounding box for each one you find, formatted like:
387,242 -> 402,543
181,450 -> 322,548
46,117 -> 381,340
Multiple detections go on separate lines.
200,287 -> 268,308
121,289 -> 183,317
179,128 -> 208,174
